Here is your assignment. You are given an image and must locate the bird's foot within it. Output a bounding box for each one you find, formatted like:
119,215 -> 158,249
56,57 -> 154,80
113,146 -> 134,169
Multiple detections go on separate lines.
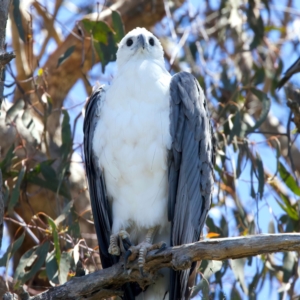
123,226 -> 165,275
108,230 -> 132,256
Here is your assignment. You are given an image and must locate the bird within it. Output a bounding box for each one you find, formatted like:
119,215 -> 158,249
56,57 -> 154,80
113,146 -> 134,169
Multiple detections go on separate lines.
278,57 -> 300,90
83,27 -> 215,300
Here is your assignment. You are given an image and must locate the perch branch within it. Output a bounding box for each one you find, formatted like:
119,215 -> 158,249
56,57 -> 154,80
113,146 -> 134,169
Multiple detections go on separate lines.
12,233 -> 300,300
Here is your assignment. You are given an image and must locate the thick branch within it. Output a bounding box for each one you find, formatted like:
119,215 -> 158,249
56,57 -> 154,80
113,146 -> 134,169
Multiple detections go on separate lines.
24,233 -> 300,300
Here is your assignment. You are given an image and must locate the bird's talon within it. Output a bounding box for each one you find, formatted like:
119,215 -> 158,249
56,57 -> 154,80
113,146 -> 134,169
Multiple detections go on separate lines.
124,249 -> 132,270
155,242 -> 167,254
108,244 -> 120,256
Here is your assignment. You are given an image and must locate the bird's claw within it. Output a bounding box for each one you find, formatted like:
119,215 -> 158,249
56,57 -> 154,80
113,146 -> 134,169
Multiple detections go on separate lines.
125,241 -> 166,276
155,242 -> 167,254
108,230 -> 132,256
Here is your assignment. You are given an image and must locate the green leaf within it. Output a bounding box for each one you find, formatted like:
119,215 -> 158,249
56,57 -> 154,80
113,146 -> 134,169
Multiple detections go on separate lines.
46,250 -> 59,284
55,200 -> 74,226
57,46 -> 75,67
246,89 -> 270,133
8,164 -> 26,213
5,99 -> 25,122
229,110 -> 241,144
255,153 -> 264,199
112,11 -> 125,42
40,163 -> 56,182
29,159 -> 55,176
82,20 -> 113,44
250,164 -> 256,199
0,144 -> 15,172
12,0 -> 25,42
68,219 -> 81,239
278,162 -> 300,196
252,65 -> 265,86
59,251 -> 73,284
14,241 -> 50,286
275,194 -> 299,221
60,110 -> 72,157
26,174 -> 71,199
47,217 -> 61,264
0,233 -> 25,267
95,32 -> 118,73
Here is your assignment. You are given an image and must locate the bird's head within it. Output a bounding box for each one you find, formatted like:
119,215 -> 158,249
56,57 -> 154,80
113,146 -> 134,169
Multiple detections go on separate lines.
116,27 -> 164,69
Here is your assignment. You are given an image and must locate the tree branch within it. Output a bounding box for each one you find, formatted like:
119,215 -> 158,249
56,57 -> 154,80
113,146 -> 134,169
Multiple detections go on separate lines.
14,233 -> 300,300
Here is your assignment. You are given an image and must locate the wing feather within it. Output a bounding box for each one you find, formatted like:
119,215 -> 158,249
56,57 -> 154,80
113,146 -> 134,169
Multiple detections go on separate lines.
168,72 -> 215,299
83,85 -> 116,269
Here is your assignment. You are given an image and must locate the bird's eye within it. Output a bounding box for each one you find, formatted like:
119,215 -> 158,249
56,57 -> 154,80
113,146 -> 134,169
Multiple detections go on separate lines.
126,38 -> 133,47
149,37 -> 155,46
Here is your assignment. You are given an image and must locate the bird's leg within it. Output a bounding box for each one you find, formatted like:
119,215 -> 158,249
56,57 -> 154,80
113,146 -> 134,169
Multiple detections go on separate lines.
108,230 -> 132,256
108,233 -> 120,256
138,227 -> 157,275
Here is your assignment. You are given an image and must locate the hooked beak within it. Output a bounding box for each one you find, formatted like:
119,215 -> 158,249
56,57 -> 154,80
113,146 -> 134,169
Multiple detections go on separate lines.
137,34 -> 145,49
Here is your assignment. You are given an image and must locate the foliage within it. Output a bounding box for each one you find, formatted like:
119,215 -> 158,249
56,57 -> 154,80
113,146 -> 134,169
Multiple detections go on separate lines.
1,0 -> 300,298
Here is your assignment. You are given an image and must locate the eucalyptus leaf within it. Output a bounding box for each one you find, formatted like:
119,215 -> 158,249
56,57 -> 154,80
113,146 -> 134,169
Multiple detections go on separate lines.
8,164 -> 26,213
14,241 -> 50,286
0,233 -> 25,267
5,99 -> 25,122
59,251 -> 73,284
46,250 -> 59,284
255,153 -> 264,199
246,89 -> 270,133
112,11 -> 125,42
57,46 -> 75,67
48,217 -> 61,264
82,20 -> 113,44
12,0 -> 25,42
278,162 -> 300,196
231,258 -> 248,294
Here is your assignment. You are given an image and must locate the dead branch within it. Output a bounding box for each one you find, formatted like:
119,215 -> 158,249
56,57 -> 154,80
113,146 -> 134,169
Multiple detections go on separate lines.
7,233 -> 300,300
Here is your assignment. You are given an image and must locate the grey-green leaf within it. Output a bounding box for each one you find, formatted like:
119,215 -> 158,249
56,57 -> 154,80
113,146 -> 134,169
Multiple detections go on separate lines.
46,250 -> 59,284
12,0 -> 25,42
229,110 -> 241,144
0,232 -> 25,267
59,251 -> 73,284
6,99 -> 25,122
8,164 -> 26,213
246,88 -> 270,133
57,46 -> 75,67
14,241 -> 50,286
256,153 -> 264,199
231,258 -> 248,294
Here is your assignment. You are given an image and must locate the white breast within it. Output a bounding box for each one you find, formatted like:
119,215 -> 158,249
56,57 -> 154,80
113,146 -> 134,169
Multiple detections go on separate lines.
93,59 -> 172,236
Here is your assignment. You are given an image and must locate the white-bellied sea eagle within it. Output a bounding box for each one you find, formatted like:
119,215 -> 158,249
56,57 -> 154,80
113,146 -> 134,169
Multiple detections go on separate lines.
83,27 -> 215,300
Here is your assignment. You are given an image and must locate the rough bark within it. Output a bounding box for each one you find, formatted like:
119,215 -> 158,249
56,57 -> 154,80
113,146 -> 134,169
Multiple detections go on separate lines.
8,233 -> 300,300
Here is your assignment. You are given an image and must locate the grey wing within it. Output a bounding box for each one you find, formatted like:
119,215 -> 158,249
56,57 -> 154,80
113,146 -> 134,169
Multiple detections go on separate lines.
83,85 -> 116,269
168,72 -> 215,299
